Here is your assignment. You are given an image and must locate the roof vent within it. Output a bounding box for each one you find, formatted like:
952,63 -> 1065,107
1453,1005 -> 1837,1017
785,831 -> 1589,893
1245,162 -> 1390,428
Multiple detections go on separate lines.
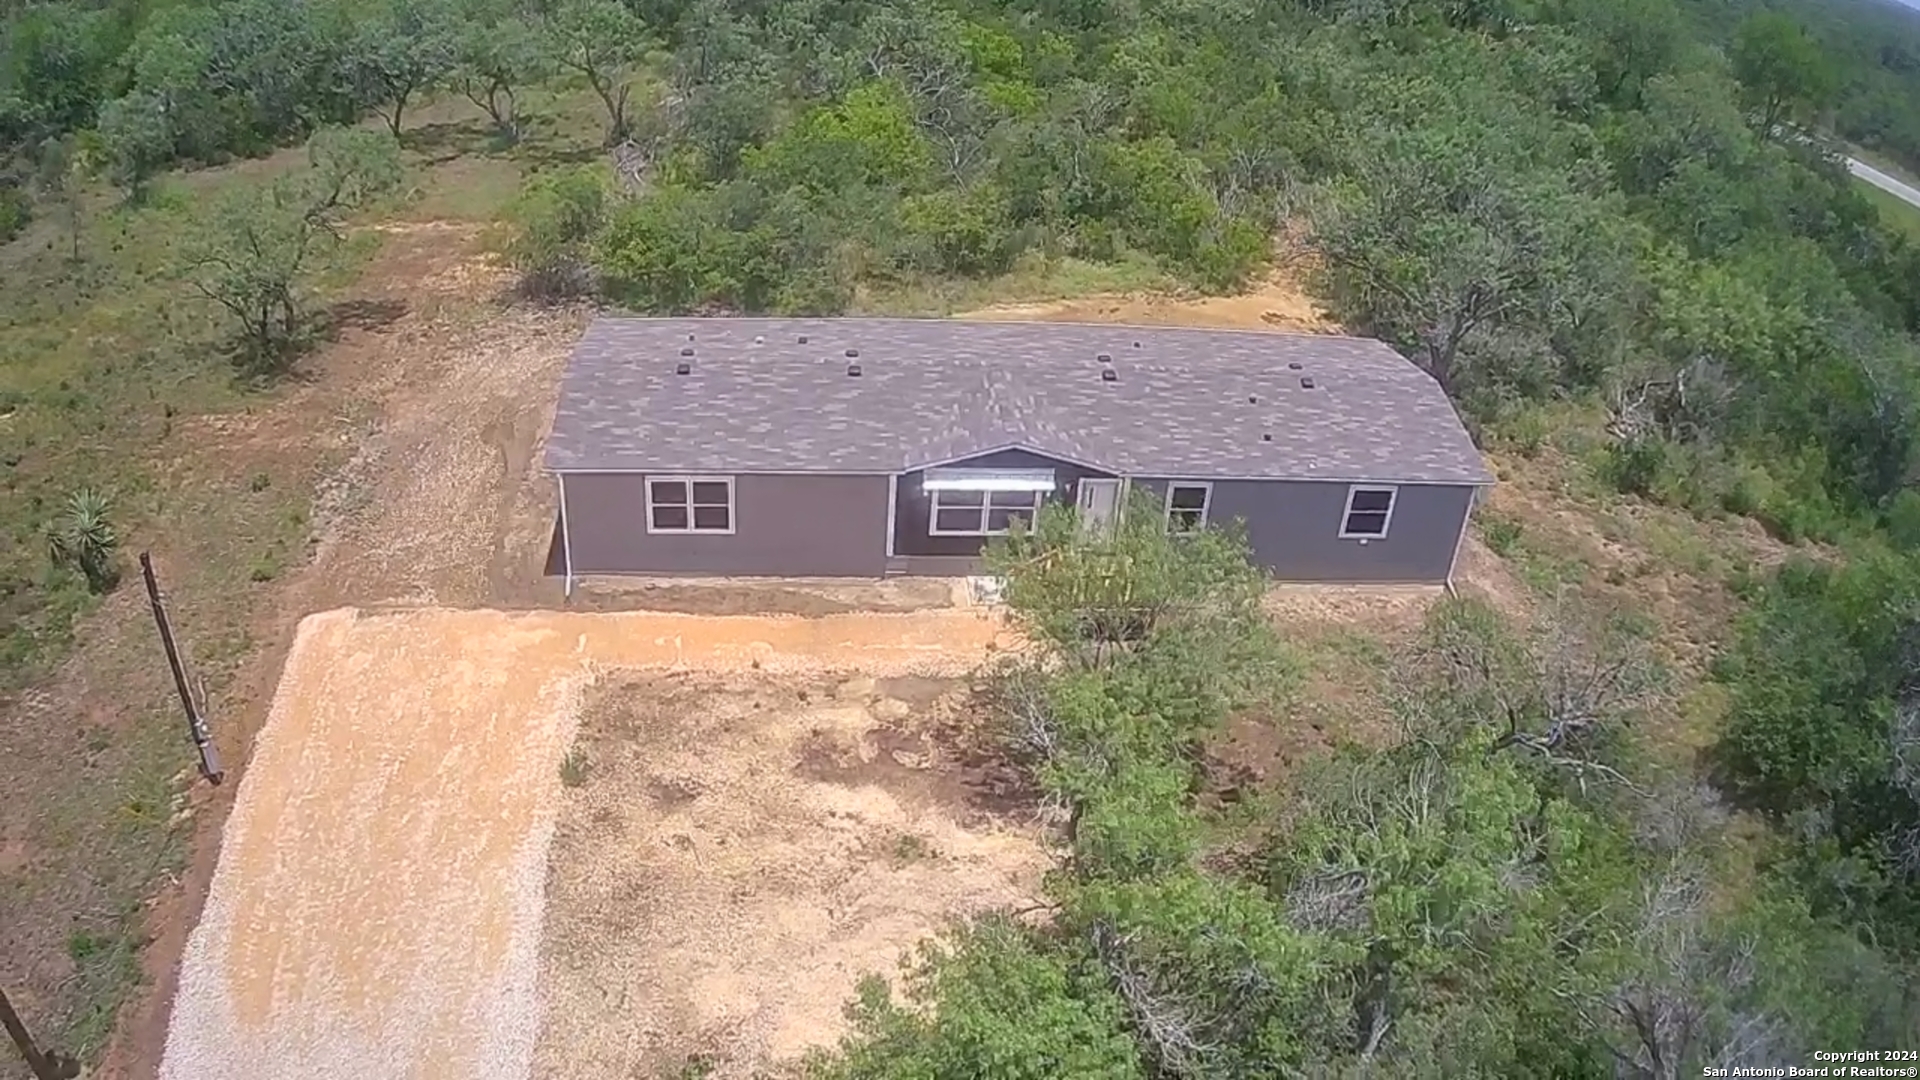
680,346 -> 695,357
798,334 -> 809,344
675,361 -> 691,376
847,363 -> 862,377
754,335 -> 765,344
1300,376 -> 1316,390
1132,341 -> 1142,348
687,333 -> 696,341
1096,352 -> 1112,363
845,348 -> 859,358
1287,361 -> 1303,371
1248,395 -> 1259,404
1261,432 -> 1272,442
1100,368 -> 1118,383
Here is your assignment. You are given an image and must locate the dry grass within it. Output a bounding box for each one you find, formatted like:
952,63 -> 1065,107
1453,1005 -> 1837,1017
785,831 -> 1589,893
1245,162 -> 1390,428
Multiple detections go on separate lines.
955,265 -> 1340,335
1472,434 -> 1806,756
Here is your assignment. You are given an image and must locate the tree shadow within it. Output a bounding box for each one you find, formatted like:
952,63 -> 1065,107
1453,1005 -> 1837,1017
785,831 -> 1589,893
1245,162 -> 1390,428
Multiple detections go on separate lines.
511,142 -> 603,172
315,297 -> 410,340
403,120 -> 507,165
222,297 -> 412,385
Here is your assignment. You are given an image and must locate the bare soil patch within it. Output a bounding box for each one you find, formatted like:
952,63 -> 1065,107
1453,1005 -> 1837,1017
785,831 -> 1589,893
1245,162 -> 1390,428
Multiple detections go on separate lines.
159,606 -> 1028,1080
958,266 -> 1340,334
537,670 -> 1046,1078
551,575 -> 962,616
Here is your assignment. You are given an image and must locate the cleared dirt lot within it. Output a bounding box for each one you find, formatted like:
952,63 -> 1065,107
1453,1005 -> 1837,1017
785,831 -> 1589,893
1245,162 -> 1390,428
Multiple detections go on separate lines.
538,670 -> 1043,1077
158,605 -> 1038,1080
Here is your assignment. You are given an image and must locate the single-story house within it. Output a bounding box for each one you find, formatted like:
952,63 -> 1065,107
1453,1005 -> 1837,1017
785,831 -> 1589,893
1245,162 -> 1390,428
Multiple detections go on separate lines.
541,317 -> 1493,590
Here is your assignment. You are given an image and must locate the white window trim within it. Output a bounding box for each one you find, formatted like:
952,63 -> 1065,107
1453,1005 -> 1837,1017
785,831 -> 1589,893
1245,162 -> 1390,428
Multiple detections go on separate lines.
923,467 -> 1056,493
645,474 -> 736,535
929,486 -> 1045,536
1339,484 -> 1398,540
1163,481 -> 1213,533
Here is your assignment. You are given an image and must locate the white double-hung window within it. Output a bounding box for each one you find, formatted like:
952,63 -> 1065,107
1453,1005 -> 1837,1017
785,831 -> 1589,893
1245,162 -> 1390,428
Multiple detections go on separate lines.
924,467 -> 1054,536
1339,485 -> 1397,539
1163,482 -> 1213,534
646,475 -> 735,534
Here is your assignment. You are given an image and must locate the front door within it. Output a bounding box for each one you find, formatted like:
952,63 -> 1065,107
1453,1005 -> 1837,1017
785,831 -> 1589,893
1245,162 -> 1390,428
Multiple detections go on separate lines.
1077,478 -> 1123,537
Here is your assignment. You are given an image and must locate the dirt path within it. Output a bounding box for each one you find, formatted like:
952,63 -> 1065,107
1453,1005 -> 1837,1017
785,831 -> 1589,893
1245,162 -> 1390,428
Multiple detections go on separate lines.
158,606 -> 1016,1080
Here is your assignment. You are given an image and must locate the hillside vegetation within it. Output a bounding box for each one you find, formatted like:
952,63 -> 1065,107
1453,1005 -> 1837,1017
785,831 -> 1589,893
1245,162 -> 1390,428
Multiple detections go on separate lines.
5,0 -> 1920,1071
1684,0 -> 1920,179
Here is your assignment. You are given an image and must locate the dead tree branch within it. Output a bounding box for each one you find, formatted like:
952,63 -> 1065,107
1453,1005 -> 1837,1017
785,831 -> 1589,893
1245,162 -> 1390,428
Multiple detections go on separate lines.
1422,591 -> 1659,790
1090,921 -> 1220,1079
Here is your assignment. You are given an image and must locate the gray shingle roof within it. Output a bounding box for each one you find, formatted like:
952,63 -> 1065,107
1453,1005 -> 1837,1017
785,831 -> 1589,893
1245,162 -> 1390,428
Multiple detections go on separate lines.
543,317 -> 1493,484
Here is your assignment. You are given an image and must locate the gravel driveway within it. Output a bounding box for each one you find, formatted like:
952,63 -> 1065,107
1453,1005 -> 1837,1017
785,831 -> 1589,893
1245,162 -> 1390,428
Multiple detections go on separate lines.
157,605 -> 1010,1080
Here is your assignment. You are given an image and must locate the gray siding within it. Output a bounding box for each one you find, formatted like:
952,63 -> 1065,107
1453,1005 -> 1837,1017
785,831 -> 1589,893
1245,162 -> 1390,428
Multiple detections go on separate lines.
561,472 -> 890,577
1132,478 -> 1474,584
556,470 -> 1474,584
894,448 -> 1114,558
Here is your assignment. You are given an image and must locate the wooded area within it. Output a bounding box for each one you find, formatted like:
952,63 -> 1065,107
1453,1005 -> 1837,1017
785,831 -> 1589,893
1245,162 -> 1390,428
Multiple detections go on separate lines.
5,0 -> 1920,1071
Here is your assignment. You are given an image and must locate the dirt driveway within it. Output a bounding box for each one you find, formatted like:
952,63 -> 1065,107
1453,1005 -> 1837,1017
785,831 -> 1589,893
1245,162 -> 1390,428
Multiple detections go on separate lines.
157,606 -> 1030,1080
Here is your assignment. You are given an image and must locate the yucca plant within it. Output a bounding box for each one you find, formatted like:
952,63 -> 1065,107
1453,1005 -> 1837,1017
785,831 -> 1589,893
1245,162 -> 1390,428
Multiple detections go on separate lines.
46,488 -> 121,593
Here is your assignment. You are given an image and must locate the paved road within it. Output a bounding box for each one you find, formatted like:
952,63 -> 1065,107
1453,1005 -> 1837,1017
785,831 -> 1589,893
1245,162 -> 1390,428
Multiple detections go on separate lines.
1847,156 -> 1920,211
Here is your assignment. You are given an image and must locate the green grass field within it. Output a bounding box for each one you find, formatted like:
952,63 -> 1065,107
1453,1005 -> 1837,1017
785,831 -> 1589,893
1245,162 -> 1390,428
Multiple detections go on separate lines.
1860,179 -> 1920,243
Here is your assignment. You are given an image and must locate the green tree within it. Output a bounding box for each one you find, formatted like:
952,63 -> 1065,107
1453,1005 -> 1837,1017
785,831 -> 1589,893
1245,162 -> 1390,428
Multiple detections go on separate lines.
123,4 -> 232,162
542,0 -> 652,145
92,91 -> 172,202
1312,105 -> 1626,396
1550,0 -> 1685,107
596,181 -> 852,313
0,2 -> 120,147
1731,13 -> 1839,139
452,7 -> 550,143
178,127 -> 402,367
208,0 -> 363,145
896,184 -> 1017,277
1714,551 -> 1920,949
812,918 -> 1145,1080
743,81 -> 934,197
348,0 -> 458,138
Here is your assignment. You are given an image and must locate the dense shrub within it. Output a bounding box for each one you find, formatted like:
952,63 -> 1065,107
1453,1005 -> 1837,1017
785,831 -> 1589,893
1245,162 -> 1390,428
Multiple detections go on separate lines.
895,184 -> 1020,277
1602,438 -> 1668,497
1714,550 -> 1920,949
496,166 -> 608,298
596,183 -> 853,314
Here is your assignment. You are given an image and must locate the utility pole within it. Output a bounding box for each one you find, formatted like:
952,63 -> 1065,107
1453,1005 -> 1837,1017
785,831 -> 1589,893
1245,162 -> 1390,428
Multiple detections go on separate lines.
140,551 -> 223,785
0,986 -> 80,1080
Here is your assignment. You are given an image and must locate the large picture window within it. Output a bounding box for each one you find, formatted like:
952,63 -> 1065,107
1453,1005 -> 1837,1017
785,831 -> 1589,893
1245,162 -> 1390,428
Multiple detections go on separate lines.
646,475 -> 734,534
930,487 -> 1044,536
1339,485 -> 1397,539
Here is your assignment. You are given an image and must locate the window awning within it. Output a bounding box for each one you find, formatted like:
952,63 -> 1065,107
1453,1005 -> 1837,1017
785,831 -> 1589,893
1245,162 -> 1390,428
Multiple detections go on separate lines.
923,467 -> 1057,492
